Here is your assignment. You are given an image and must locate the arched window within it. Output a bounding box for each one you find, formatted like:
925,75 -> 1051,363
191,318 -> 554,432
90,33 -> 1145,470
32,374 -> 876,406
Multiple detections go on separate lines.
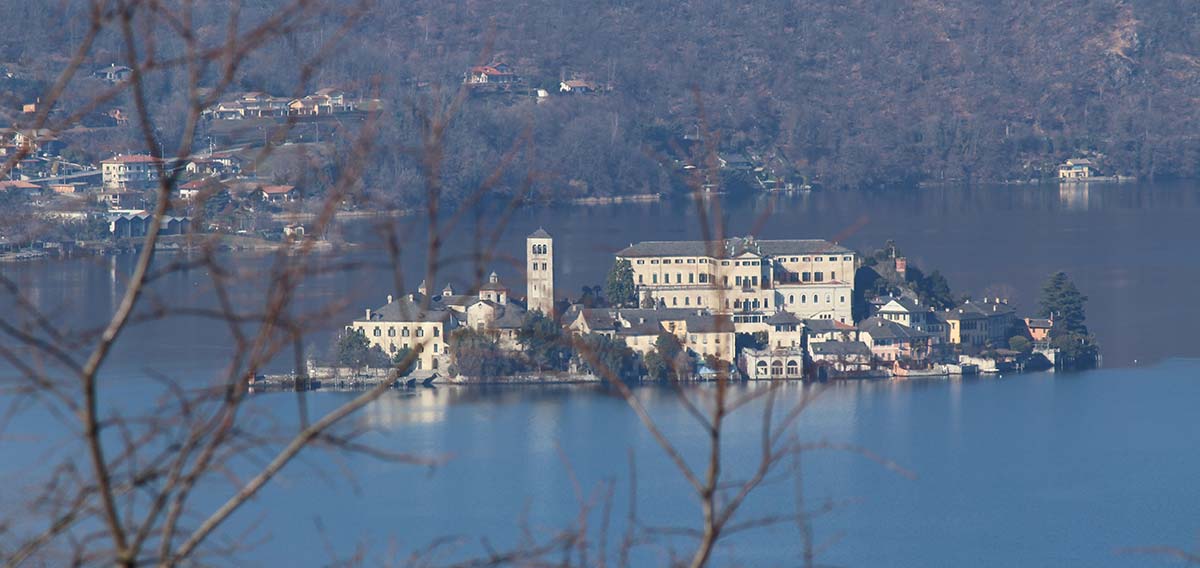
802,294 -> 807,303
756,361 -> 768,377
696,296 -> 702,305
771,361 -> 783,376
416,328 -> 425,337
684,297 -> 690,306
789,295 -> 794,303
402,327 -> 410,337
826,294 -> 832,303
373,327 -> 381,337
387,328 -> 395,337
672,297 -> 678,306
787,360 -> 799,376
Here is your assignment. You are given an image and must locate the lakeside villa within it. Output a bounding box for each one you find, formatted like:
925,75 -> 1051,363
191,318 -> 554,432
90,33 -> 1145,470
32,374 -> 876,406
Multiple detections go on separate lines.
348,230 -> 1056,381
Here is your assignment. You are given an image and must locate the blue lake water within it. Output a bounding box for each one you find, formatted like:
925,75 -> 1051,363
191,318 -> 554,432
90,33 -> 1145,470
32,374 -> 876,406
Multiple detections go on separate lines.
2,182 -> 1200,565
213,361 -> 1200,567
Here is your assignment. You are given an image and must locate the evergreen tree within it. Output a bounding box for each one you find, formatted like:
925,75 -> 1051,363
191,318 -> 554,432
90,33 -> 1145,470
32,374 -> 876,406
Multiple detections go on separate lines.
575,333 -> 642,383
333,328 -> 372,368
604,259 -> 638,308
1038,272 -> 1099,368
518,311 -> 571,371
1039,272 -> 1088,336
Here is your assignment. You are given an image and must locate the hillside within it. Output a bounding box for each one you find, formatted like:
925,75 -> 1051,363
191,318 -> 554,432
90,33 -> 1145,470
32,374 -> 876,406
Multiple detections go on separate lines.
4,0 -> 1200,200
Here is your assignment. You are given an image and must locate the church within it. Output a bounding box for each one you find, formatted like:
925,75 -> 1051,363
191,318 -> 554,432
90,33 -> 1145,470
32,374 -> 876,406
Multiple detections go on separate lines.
348,229 -> 555,371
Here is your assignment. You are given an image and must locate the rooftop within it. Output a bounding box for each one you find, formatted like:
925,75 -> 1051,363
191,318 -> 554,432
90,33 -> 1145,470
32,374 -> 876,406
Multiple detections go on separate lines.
616,237 -> 851,258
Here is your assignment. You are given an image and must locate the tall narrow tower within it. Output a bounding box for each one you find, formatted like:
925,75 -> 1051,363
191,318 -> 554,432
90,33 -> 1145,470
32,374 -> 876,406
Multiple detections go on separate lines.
526,228 -> 555,315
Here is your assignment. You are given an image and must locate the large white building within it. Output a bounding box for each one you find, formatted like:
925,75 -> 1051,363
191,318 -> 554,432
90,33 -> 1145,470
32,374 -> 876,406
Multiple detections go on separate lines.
616,236 -> 856,327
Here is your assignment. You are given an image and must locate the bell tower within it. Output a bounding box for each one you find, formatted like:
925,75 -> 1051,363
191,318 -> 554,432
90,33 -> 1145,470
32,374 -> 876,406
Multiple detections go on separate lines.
526,228 -> 554,315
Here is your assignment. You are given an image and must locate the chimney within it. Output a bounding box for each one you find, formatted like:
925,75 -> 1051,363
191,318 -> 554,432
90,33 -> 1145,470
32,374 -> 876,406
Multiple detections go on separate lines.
364,308 -> 371,319
387,294 -> 393,304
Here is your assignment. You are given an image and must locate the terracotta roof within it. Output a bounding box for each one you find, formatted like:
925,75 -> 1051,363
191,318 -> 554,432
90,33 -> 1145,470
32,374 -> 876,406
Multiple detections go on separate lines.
0,180 -> 40,190
260,184 -> 295,195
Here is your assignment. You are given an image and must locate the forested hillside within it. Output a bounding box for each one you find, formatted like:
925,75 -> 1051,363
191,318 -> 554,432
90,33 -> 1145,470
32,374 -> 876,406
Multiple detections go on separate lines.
4,0 -> 1200,201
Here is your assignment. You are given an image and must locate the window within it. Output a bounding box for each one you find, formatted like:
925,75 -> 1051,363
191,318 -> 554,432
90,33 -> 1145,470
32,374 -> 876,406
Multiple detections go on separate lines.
417,328 -> 425,337
843,256 -> 852,261
433,327 -> 439,337
791,257 -> 798,262
816,257 -> 823,262
802,272 -> 811,282
840,296 -> 846,303
688,273 -> 694,284
688,259 -> 695,264
826,294 -> 832,303
756,360 -> 768,377
721,261 -> 730,266
684,296 -> 690,306
802,257 -> 810,262
696,296 -> 702,305
653,274 -> 658,284
751,276 -> 758,286
672,297 -> 678,306
402,327 -> 410,337
802,294 -> 807,303
828,256 -> 837,262
699,273 -> 708,283
676,273 -> 682,284
675,259 -> 683,264
815,272 -> 824,282
373,327 -> 381,337
433,344 -> 438,352
736,276 -> 743,285
639,275 -> 644,284
387,328 -> 396,337
831,272 -> 836,281
542,263 -> 547,270
789,295 -> 794,303
637,260 -> 644,264
764,298 -> 769,308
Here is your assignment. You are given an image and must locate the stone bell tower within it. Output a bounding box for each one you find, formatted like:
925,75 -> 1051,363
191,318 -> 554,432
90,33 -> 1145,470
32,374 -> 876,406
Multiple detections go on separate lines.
526,228 -> 555,315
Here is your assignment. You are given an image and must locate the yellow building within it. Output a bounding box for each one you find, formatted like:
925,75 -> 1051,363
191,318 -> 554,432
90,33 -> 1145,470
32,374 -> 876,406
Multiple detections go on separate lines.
615,236 -> 856,327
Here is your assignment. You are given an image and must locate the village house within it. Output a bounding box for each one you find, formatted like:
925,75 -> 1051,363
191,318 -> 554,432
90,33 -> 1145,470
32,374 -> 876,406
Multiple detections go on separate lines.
178,178 -> 225,201
465,64 -> 517,85
802,318 -> 859,344
876,296 -> 949,343
94,190 -> 143,209
559,79 -> 598,94
809,341 -> 874,378
255,184 -> 299,203
1025,316 -> 1054,348
1058,158 -> 1099,180
562,306 -> 736,364
349,294 -> 454,372
616,236 -> 856,327
938,298 -> 1017,348
94,64 -> 132,83
857,316 -> 933,363
102,154 -> 161,191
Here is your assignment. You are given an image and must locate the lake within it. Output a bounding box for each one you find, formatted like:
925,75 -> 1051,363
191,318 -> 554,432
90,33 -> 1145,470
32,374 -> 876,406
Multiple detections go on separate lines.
1,180 -> 1199,565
